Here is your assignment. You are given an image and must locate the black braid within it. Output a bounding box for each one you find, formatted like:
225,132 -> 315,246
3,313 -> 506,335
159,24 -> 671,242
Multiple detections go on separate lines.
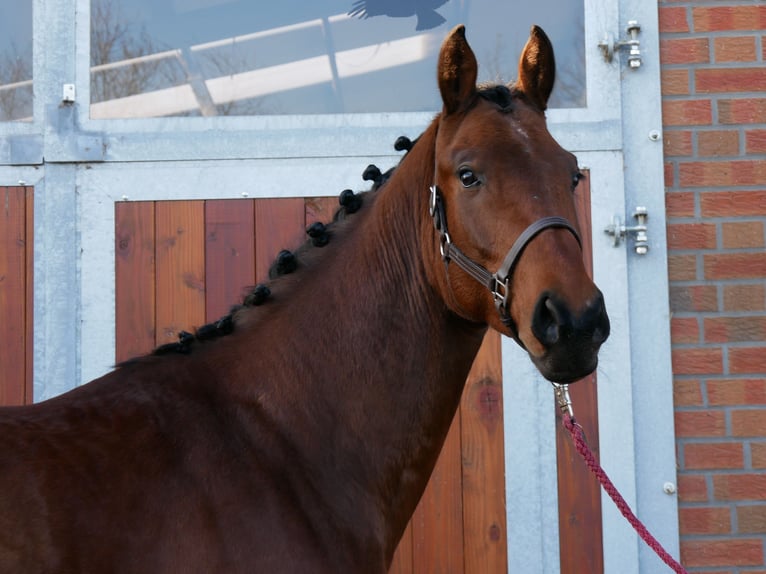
269,250 -> 298,279
306,222 -> 330,247
140,137 -> 420,360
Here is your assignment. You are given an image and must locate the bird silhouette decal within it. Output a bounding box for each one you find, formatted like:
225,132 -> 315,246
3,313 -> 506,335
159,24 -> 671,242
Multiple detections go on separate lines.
348,0 -> 449,31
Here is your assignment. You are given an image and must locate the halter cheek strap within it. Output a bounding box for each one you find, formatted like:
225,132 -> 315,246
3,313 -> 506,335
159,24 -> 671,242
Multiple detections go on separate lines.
429,185 -> 582,329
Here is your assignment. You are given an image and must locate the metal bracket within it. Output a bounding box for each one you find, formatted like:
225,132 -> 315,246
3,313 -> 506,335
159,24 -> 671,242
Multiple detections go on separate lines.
605,206 -> 649,255
598,20 -> 642,69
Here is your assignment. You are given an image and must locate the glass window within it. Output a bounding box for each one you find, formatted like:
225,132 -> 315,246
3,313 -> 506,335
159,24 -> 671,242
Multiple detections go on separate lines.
90,0 -> 584,119
0,3 -> 33,122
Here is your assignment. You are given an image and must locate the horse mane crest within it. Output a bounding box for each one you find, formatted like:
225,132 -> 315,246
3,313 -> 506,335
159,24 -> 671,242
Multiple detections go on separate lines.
124,135 -> 418,363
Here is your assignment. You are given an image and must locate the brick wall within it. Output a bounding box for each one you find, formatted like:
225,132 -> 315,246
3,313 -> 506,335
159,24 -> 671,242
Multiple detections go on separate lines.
660,1 -> 766,570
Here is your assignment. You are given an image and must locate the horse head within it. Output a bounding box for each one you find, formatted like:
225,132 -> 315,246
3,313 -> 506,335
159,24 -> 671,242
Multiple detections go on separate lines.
428,25 -> 610,383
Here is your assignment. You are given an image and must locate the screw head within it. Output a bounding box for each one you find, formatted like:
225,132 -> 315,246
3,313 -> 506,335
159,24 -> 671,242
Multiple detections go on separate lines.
663,482 -> 677,495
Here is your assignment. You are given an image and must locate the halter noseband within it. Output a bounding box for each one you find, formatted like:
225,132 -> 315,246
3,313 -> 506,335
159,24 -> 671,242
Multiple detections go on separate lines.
429,185 -> 582,329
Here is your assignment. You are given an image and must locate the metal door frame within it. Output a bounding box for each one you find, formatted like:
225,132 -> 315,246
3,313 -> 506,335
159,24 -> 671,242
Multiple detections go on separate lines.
0,0 -> 678,571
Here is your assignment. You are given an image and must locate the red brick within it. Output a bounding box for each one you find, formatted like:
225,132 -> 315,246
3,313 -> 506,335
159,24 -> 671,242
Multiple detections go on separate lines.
663,99 -> 712,126
678,473 -> 709,501
685,442 -> 744,469
666,191 -> 695,218
663,131 -> 693,157
672,317 -> 699,344
675,409 -> 727,436
668,254 -> 698,281
700,191 -> 766,217
713,473 -> 766,500
680,161 -> 766,187
746,129 -> 766,153
730,346 -> 766,374
679,506 -> 731,535
681,538 -> 763,567
661,69 -> 690,96
714,36 -> 757,62
667,223 -> 717,250
669,285 -> 718,312
678,349 -> 716,375
697,68 -> 766,93
664,161 -> 675,187
752,442 -> 766,468
737,505 -> 766,533
674,379 -> 704,406
705,253 -> 766,280
697,130 -> 739,157
718,98 -> 766,124
705,317 -> 766,343
660,38 -> 709,65
660,6 -> 690,33
694,6 -> 766,32
724,284 -> 766,311
708,379 -> 766,405
732,409 -> 766,437
721,221 -> 764,249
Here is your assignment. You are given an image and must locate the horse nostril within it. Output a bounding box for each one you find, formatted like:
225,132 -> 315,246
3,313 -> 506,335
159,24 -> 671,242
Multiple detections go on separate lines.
532,292 -> 610,349
532,295 -> 563,346
588,294 -> 610,345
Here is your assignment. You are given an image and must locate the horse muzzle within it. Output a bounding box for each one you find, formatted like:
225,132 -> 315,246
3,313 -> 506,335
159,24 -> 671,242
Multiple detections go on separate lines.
528,290 -> 610,383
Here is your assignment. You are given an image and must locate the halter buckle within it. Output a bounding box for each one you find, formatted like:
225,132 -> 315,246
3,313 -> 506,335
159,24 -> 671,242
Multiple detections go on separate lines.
429,185 -> 438,218
439,230 -> 452,260
490,275 -> 509,308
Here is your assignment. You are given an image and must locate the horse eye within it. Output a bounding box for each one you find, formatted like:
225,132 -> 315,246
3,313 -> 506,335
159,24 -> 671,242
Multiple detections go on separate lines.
458,167 -> 480,188
572,171 -> 585,190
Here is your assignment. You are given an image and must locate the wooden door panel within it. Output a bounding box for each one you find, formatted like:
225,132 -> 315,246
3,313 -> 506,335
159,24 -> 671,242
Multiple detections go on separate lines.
557,173 -> 603,574
204,200 -> 255,322
0,186 -> 33,406
155,201 -> 206,346
115,201 -> 156,363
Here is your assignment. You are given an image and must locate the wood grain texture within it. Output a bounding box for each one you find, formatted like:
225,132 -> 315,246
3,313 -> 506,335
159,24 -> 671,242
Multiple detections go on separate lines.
204,200 -> 255,321
305,196 -> 339,227
254,198 -> 305,282
461,331 -> 507,574
115,202 -> 156,362
412,414 -> 465,574
24,188 -> 33,404
155,201 -> 206,346
557,172 -> 603,574
0,187 -> 29,406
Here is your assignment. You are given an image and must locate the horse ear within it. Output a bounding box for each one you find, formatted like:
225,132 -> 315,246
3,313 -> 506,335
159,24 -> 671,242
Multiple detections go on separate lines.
438,25 -> 478,115
514,25 -> 556,112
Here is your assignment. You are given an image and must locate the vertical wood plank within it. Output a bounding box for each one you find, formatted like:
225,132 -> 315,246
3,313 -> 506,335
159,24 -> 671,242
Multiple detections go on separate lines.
25,187 -> 33,404
305,196 -> 339,227
254,198 -> 306,282
0,187 -> 28,406
574,171 -> 594,280
412,414 -> 465,574
557,172 -> 603,574
204,199 -> 255,321
461,331 -> 507,574
388,523 -> 414,574
155,201 -> 206,346
115,202 -> 156,363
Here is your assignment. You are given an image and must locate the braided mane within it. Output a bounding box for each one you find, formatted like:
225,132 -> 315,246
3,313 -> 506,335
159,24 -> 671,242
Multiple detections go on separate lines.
142,135 -> 418,359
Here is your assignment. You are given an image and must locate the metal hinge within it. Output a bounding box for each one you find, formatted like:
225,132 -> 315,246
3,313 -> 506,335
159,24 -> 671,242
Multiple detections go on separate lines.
604,206 -> 649,255
598,21 -> 642,69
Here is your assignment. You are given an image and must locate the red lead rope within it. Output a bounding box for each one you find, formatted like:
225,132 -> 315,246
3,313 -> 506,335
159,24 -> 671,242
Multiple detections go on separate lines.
561,411 -> 689,574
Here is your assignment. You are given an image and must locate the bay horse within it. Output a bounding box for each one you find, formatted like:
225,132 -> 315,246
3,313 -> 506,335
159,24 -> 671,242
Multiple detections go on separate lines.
0,25 -> 609,573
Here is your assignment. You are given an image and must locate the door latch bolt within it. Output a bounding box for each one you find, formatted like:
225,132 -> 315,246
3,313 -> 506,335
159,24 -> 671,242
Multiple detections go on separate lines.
599,21 -> 642,69
605,206 -> 649,255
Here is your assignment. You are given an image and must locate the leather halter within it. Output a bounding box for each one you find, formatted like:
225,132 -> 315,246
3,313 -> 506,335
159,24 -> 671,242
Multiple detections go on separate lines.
429,185 -> 582,329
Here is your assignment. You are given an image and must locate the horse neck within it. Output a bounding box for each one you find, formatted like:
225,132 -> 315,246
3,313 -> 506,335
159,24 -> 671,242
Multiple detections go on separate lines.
225,120 -> 487,556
